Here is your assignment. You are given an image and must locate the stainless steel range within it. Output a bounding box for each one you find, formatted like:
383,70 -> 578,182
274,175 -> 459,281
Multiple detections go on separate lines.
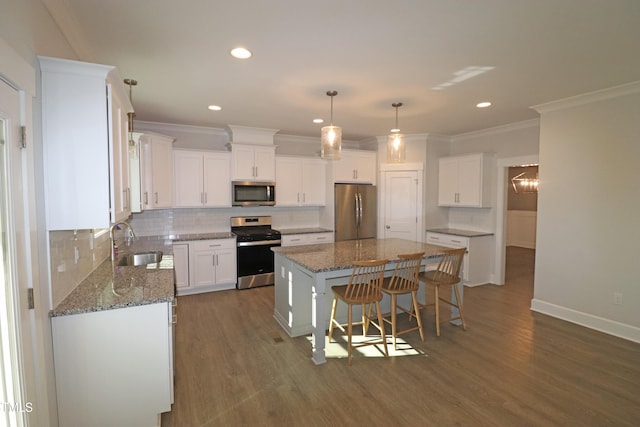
231,216 -> 281,289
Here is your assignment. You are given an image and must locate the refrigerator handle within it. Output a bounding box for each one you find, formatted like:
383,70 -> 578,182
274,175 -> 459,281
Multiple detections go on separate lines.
357,192 -> 363,228
354,193 -> 359,228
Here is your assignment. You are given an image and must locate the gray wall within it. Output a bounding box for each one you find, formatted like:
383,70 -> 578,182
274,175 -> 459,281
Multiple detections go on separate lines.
533,85 -> 640,337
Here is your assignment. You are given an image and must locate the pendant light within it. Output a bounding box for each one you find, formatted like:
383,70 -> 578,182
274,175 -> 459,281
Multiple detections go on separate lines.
321,90 -> 342,160
387,102 -> 405,163
124,78 -> 137,152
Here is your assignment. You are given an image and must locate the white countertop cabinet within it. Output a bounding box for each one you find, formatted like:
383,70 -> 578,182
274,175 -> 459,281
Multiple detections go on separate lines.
173,243 -> 190,290
39,56 -> 133,230
438,153 -> 492,207
183,238 -> 237,294
174,150 -> 231,208
333,149 -> 377,184
52,302 -> 173,426
231,143 -> 276,181
276,156 -> 326,206
140,132 -> 175,210
426,231 -> 493,286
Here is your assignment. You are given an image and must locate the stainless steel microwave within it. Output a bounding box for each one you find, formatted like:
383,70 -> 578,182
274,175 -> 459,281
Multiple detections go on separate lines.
232,181 -> 276,206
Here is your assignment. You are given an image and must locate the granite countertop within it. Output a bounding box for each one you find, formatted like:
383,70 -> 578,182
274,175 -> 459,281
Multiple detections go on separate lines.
276,227 -> 333,235
51,233 -> 237,317
168,231 -> 236,242
50,255 -> 175,317
272,238 -> 449,273
427,228 -> 494,237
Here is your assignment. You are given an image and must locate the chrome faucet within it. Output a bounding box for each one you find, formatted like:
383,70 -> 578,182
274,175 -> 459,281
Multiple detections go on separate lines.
109,221 -> 136,261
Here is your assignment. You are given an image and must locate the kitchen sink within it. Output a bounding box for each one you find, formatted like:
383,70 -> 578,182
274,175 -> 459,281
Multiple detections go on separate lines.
117,251 -> 163,266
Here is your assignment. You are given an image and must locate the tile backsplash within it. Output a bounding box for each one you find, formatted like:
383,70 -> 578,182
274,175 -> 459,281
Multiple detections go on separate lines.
49,229 -> 111,307
129,207 -> 322,236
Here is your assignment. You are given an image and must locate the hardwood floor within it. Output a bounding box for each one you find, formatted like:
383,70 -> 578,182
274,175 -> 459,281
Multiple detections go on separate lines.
162,247 -> 640,426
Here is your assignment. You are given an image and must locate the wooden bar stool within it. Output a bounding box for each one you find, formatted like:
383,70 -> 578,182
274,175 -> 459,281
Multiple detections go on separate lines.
378,252 -> 425,349
417,248 -> 466,336
328,259 -> 389,365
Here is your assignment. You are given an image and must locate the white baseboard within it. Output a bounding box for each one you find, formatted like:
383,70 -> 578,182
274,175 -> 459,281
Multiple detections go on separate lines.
530,299 -> 640,343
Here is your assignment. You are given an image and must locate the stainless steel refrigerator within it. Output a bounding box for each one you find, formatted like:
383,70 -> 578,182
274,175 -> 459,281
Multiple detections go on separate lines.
334,183 -> 377,241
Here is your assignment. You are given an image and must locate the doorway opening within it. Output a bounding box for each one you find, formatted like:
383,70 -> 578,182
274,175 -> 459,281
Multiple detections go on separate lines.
505,165 -> 538,284
494,155 -> 538,285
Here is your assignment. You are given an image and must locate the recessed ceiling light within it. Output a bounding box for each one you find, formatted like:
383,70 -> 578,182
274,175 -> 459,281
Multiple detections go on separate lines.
476,101 -> 492,108
230,47 -> 252,59
208,105 -> 222,111
313,118 -> 324,124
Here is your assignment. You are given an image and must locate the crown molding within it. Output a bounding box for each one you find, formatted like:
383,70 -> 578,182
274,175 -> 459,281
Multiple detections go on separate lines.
532,81 -> 640,114
451,118 -> 539,142
134,120 -> 229,137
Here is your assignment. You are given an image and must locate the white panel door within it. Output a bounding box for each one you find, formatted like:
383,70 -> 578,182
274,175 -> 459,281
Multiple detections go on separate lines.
301,158 -> 326,205
174,150 -> 204,207
438,157 -> 459,206
384,171 -> 418,241
151,136 -> 175,208
457,154 -> 482,206
275,157 -> 301,205
203,152 -> 231,207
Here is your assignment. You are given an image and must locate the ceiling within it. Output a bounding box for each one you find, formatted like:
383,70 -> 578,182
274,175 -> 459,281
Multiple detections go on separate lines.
49,0 -> 640,141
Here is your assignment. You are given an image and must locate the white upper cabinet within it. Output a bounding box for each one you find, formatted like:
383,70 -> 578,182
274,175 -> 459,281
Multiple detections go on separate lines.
39,56 -> 133,230
140,132 -> 175,210
231,143 -> 275,181
333,149 -> 377,184
275,156 -> 326,206
438,153 -> 492,207
110,86 -> 131,222
129,132 -> 144,213
174,150 -> 231,208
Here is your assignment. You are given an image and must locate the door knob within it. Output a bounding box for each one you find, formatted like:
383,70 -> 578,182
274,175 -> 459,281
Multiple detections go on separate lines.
386,225 -> 390,229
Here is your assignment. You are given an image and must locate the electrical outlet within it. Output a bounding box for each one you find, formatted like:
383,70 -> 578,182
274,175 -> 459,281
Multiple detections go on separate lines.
613,292 -> 623,305
74,246 -> 80,264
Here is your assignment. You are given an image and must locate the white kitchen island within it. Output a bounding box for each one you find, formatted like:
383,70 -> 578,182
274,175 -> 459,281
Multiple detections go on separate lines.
272,238 -> 454,365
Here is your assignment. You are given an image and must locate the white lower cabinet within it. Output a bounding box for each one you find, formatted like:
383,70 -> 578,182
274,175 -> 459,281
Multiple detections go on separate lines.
51,302 -> 173,427
426,231 -> 493,286
177,238 -> 236,295
281,232 -> 335,247
173,243 -> 190,290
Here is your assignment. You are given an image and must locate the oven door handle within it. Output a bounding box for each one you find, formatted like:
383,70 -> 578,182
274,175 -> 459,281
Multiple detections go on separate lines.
237,240 -> 282,247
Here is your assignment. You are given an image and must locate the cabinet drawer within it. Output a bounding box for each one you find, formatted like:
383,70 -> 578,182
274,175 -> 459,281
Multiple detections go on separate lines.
426,232 -> 469,249
308,232 -> 334,244
282,232 -> 334,247
282,235 -> 307,246
189,238 -> 236,251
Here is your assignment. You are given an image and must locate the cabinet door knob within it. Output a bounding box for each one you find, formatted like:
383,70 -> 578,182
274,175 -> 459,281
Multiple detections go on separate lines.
386,225 -> 390,229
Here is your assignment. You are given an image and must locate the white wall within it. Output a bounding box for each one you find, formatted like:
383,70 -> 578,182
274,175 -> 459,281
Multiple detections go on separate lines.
532,84 -> 640,342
